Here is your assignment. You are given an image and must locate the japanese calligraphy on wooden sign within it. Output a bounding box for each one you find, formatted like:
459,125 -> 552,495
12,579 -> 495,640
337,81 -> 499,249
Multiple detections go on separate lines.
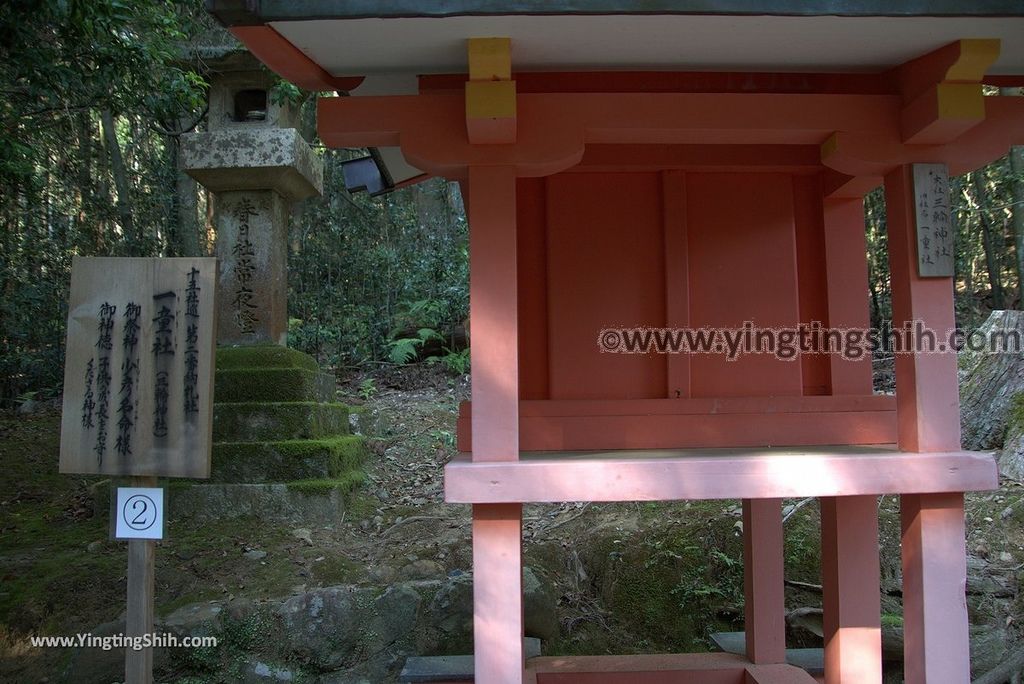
912,163 -> 955,278
59,257 -> 217,478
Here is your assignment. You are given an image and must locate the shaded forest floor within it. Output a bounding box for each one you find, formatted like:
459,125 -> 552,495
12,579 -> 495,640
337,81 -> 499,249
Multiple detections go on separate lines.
0,365 -> 1022,682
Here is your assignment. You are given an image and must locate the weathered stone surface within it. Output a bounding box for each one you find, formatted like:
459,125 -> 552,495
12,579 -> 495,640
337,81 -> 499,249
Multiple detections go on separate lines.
998,400 -> 1024,481
62,618 -> 168,683
213,190 -> 289,346
276,584 -> 421,673
181,128 -> 323,201
169,482 -> 357,523
210,435 -> 366,483
398,559 -> 446,581
215,367 -> 336,403
959,310 -> 1024,450
423,566 -> 560,651
206,68 -> 298,132
523,566 -> 560,641
164,601 -> 223,638
242,659 -> 297,683
213,402 -> 352,442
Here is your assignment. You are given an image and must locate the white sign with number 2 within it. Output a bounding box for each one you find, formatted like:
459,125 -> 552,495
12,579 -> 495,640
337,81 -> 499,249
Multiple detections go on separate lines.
115,487 -> 164,540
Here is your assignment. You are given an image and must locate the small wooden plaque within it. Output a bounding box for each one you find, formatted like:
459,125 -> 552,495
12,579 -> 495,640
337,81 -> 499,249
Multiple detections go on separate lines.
59,257 -> 217,478
912,163 -> 955,278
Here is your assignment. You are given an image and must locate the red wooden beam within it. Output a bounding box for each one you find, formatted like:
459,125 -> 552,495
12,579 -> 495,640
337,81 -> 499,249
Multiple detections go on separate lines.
229,26 -> 364,93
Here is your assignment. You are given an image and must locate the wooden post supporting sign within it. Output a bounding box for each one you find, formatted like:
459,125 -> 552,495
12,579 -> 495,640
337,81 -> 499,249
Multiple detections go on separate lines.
59,257 -> 217,683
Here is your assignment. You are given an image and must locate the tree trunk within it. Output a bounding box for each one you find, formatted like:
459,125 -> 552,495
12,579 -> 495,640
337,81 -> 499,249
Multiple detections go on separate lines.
974,171 -> 1006,309
170,126 -> 201,256
100,109 -> 137,250
959,310 -> 1024,450
999,88 -> 1024,307
1010,146 -> 1024,307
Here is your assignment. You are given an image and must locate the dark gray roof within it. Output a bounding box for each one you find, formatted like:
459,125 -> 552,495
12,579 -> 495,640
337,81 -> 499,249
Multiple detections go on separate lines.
207,0 -> 1024,26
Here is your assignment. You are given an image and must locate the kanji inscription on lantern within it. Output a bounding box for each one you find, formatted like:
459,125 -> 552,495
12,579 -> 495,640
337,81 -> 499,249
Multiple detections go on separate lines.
231,198 -> 260,335
59,257 -> 217,478
912,163 -> 955,278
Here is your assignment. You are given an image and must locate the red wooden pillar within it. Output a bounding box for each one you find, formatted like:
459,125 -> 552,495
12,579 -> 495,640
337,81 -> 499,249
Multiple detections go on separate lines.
822,197 -> 873,395
884,164 -> 969,684
743,497 -> 786,664
468,165 -> 524,683
820,496 -> 882,684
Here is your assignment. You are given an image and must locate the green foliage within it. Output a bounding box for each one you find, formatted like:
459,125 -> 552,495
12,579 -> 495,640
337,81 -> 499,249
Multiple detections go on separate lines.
429,428 -> 456,449
441,348 -> 470,376
388,327 -> 443,364
269,79 -> 302,107
0,0 -> 209,405
358,378 -> 377,400
288,169 -> 469,366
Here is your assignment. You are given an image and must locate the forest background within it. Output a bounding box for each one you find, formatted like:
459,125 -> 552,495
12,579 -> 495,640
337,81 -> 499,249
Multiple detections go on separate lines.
1,0 -> 1022,406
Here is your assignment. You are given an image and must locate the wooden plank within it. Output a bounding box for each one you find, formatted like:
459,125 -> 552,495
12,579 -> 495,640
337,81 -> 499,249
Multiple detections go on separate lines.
821,496 -> 882,684
910,163 -> 955,277
743,498 -> 786,664
686,173 -> 802,397
456,410 -> 898,452
886,163 -> 971,683
792,174 -> 830,396
459,395 -> 896,417
530,651 -> 749,678
546,172 -> 666,400
517,177 -> 550,400
444,449 -> 997,503
59,257 -> 217,478
125,474 -> 157,684
822,197 -> 874,394
468,166 -> 519,461
663,170 -> 690,398
473,503 -> 524,684
900,493 -> 970,684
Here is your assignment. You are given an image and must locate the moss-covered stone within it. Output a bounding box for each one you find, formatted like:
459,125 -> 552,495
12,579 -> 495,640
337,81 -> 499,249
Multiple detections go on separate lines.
215,345 -> 319,372
213,402 -> 351,442
214,367 -> 333,403
210,435 -> 367,483
285,471 -> 366,497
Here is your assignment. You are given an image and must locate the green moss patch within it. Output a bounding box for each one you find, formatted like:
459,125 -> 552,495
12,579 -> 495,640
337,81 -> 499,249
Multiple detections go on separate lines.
213,402 -> 352,442
214,367 -> 332,403
285,471 -> 366,497
210,436 -> 367,483
215,345 -> 319,372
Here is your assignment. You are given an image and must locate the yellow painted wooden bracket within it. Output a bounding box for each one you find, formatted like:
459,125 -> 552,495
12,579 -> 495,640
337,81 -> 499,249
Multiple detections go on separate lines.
466,37 -> 516,144
895,39 -> 1000,144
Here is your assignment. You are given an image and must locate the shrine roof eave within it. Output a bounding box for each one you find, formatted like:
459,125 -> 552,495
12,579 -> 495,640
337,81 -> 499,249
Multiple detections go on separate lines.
207,1 -> 1024,25
206,6 -> 1024,81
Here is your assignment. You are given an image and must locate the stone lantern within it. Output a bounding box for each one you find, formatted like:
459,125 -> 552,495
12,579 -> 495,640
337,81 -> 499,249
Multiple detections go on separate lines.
181,54 -> 322,347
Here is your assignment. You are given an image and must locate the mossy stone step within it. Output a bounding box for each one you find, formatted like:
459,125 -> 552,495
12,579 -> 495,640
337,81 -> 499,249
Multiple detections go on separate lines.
213,402 -> 352,442
216,345 -> 320,371
168,476 -> 364,523
214,367 -> 335,403
211,435 -> 366,483
214,345 -> 335,403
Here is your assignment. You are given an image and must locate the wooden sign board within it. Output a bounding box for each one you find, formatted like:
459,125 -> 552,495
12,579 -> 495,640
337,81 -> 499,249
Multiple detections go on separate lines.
59,257 -> 217,478
912,163 -> 955,278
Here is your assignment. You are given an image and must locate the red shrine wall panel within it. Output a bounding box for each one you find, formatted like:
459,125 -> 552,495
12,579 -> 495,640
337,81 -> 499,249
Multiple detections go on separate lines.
545,172 -> 667,400
489,168 -> 891,452
792,174 -> 831,396
686,172 -> 802,397
521,170 -> 823,400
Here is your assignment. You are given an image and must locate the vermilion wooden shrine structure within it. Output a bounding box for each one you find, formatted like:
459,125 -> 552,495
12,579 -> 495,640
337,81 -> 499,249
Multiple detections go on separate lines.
212,3 -> 1024,682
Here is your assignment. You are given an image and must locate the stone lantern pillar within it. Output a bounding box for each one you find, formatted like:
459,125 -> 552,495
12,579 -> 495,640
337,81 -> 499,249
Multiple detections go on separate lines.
181,63 -> 322,346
